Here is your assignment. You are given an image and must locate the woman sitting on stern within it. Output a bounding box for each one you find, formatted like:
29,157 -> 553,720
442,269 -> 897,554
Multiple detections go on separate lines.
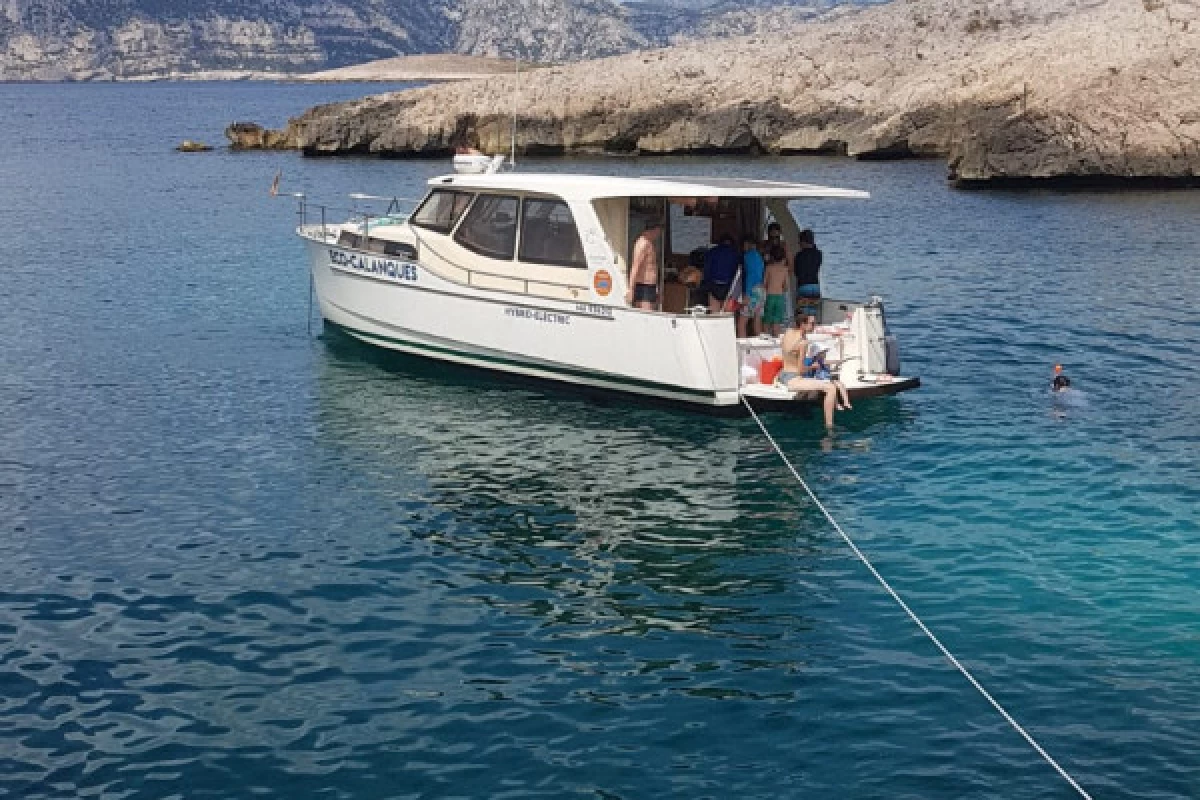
777,314 -> 849,429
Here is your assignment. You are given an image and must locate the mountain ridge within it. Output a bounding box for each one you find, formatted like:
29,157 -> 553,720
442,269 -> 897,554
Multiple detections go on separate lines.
0,0 -> 859,80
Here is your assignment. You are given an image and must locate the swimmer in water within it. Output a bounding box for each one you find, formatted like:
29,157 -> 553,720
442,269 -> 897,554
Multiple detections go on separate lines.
1052,364 -> 1071,392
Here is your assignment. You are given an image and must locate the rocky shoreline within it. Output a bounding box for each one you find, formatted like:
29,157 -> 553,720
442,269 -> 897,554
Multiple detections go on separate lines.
227,0 -> 1200,187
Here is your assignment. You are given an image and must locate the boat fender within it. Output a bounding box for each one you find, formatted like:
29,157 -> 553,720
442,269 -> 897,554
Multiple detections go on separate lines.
885,335 -> 900,376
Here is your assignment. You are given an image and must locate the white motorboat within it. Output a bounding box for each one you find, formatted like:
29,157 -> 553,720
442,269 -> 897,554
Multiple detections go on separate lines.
297,172 -> 919,411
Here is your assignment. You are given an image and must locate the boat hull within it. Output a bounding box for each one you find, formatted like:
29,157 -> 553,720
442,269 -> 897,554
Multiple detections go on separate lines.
304,233 -> 920,413
305,236 -> 743,407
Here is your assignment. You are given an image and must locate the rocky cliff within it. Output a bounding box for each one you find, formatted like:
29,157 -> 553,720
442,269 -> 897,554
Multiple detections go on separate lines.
0,0 -> 851,80
255,0 -> 1199,185
0,0 -> 454,80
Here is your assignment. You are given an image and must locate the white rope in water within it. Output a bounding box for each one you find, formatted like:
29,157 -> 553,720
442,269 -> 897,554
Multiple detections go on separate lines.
741,397 -> 1093,800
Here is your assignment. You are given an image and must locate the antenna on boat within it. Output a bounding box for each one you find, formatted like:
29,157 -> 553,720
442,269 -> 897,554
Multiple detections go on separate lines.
510,55 -> 519,168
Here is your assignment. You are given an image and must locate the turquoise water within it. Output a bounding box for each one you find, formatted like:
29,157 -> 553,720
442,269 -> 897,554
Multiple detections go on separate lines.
1,82 -> 1198,798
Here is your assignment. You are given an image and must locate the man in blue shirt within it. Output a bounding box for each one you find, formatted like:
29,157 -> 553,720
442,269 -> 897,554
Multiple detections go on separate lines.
702,234 -> 740,313
738,233 -> 766,337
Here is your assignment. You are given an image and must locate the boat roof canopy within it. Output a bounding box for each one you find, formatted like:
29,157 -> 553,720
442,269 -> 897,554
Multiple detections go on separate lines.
429,173 -> 870,200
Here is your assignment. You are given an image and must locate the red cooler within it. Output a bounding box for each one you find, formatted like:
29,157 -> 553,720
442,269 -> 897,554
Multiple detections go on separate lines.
759,357 -> 784,385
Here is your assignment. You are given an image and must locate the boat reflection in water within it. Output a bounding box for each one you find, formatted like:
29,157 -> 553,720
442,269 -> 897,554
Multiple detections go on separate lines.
314,327 -> 913,638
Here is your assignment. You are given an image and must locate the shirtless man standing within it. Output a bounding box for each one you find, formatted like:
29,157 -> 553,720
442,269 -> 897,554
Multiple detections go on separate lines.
761,245 -> 791,336
778,314 -> 840,429
626,219 -> 662,310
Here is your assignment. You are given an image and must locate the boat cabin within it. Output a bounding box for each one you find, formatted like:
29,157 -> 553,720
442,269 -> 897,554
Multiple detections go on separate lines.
354,173 -> 868,321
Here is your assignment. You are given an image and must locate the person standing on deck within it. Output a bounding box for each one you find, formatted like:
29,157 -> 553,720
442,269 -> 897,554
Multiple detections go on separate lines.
703,234 -> 741,313
794,229 -> 823,303
762,245 -> 791,336
763,222 -> 788,265
626,219 -> 663,310
738,234 -> 766,338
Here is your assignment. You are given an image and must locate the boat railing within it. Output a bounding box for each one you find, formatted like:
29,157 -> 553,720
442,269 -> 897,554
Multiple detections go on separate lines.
293,195 -> 422,243
291,192 -> 589,298
295,199 -> 588,298
464,266 -> 585,296
412,230 -> 591,299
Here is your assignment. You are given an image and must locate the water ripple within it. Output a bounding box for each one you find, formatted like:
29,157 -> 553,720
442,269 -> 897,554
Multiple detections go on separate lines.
1,83 -> 1199,798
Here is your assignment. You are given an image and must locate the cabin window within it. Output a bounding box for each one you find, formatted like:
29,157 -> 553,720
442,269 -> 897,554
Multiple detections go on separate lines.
366,237 -> 417,259
382,240 -> 417,259
518,198 -> 587,268
338,231 -> 417,259
454,194 -> 519,260
411,190 -> 474,233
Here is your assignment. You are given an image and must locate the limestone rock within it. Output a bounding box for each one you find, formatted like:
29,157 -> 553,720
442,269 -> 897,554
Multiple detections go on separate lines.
259,0 -> 1200,185
225,123 -> 295,150
297,54 -> 526,82
176,140 -> 214,152
0,14 -> 329,81
0,0 -> 848,81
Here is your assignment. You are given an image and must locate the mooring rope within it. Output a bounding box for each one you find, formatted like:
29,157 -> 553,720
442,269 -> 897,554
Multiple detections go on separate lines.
741,396 -> 1093,800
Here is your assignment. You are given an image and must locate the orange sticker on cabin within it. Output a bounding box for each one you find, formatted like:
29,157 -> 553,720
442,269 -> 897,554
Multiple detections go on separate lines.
593,270 -> 613,296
